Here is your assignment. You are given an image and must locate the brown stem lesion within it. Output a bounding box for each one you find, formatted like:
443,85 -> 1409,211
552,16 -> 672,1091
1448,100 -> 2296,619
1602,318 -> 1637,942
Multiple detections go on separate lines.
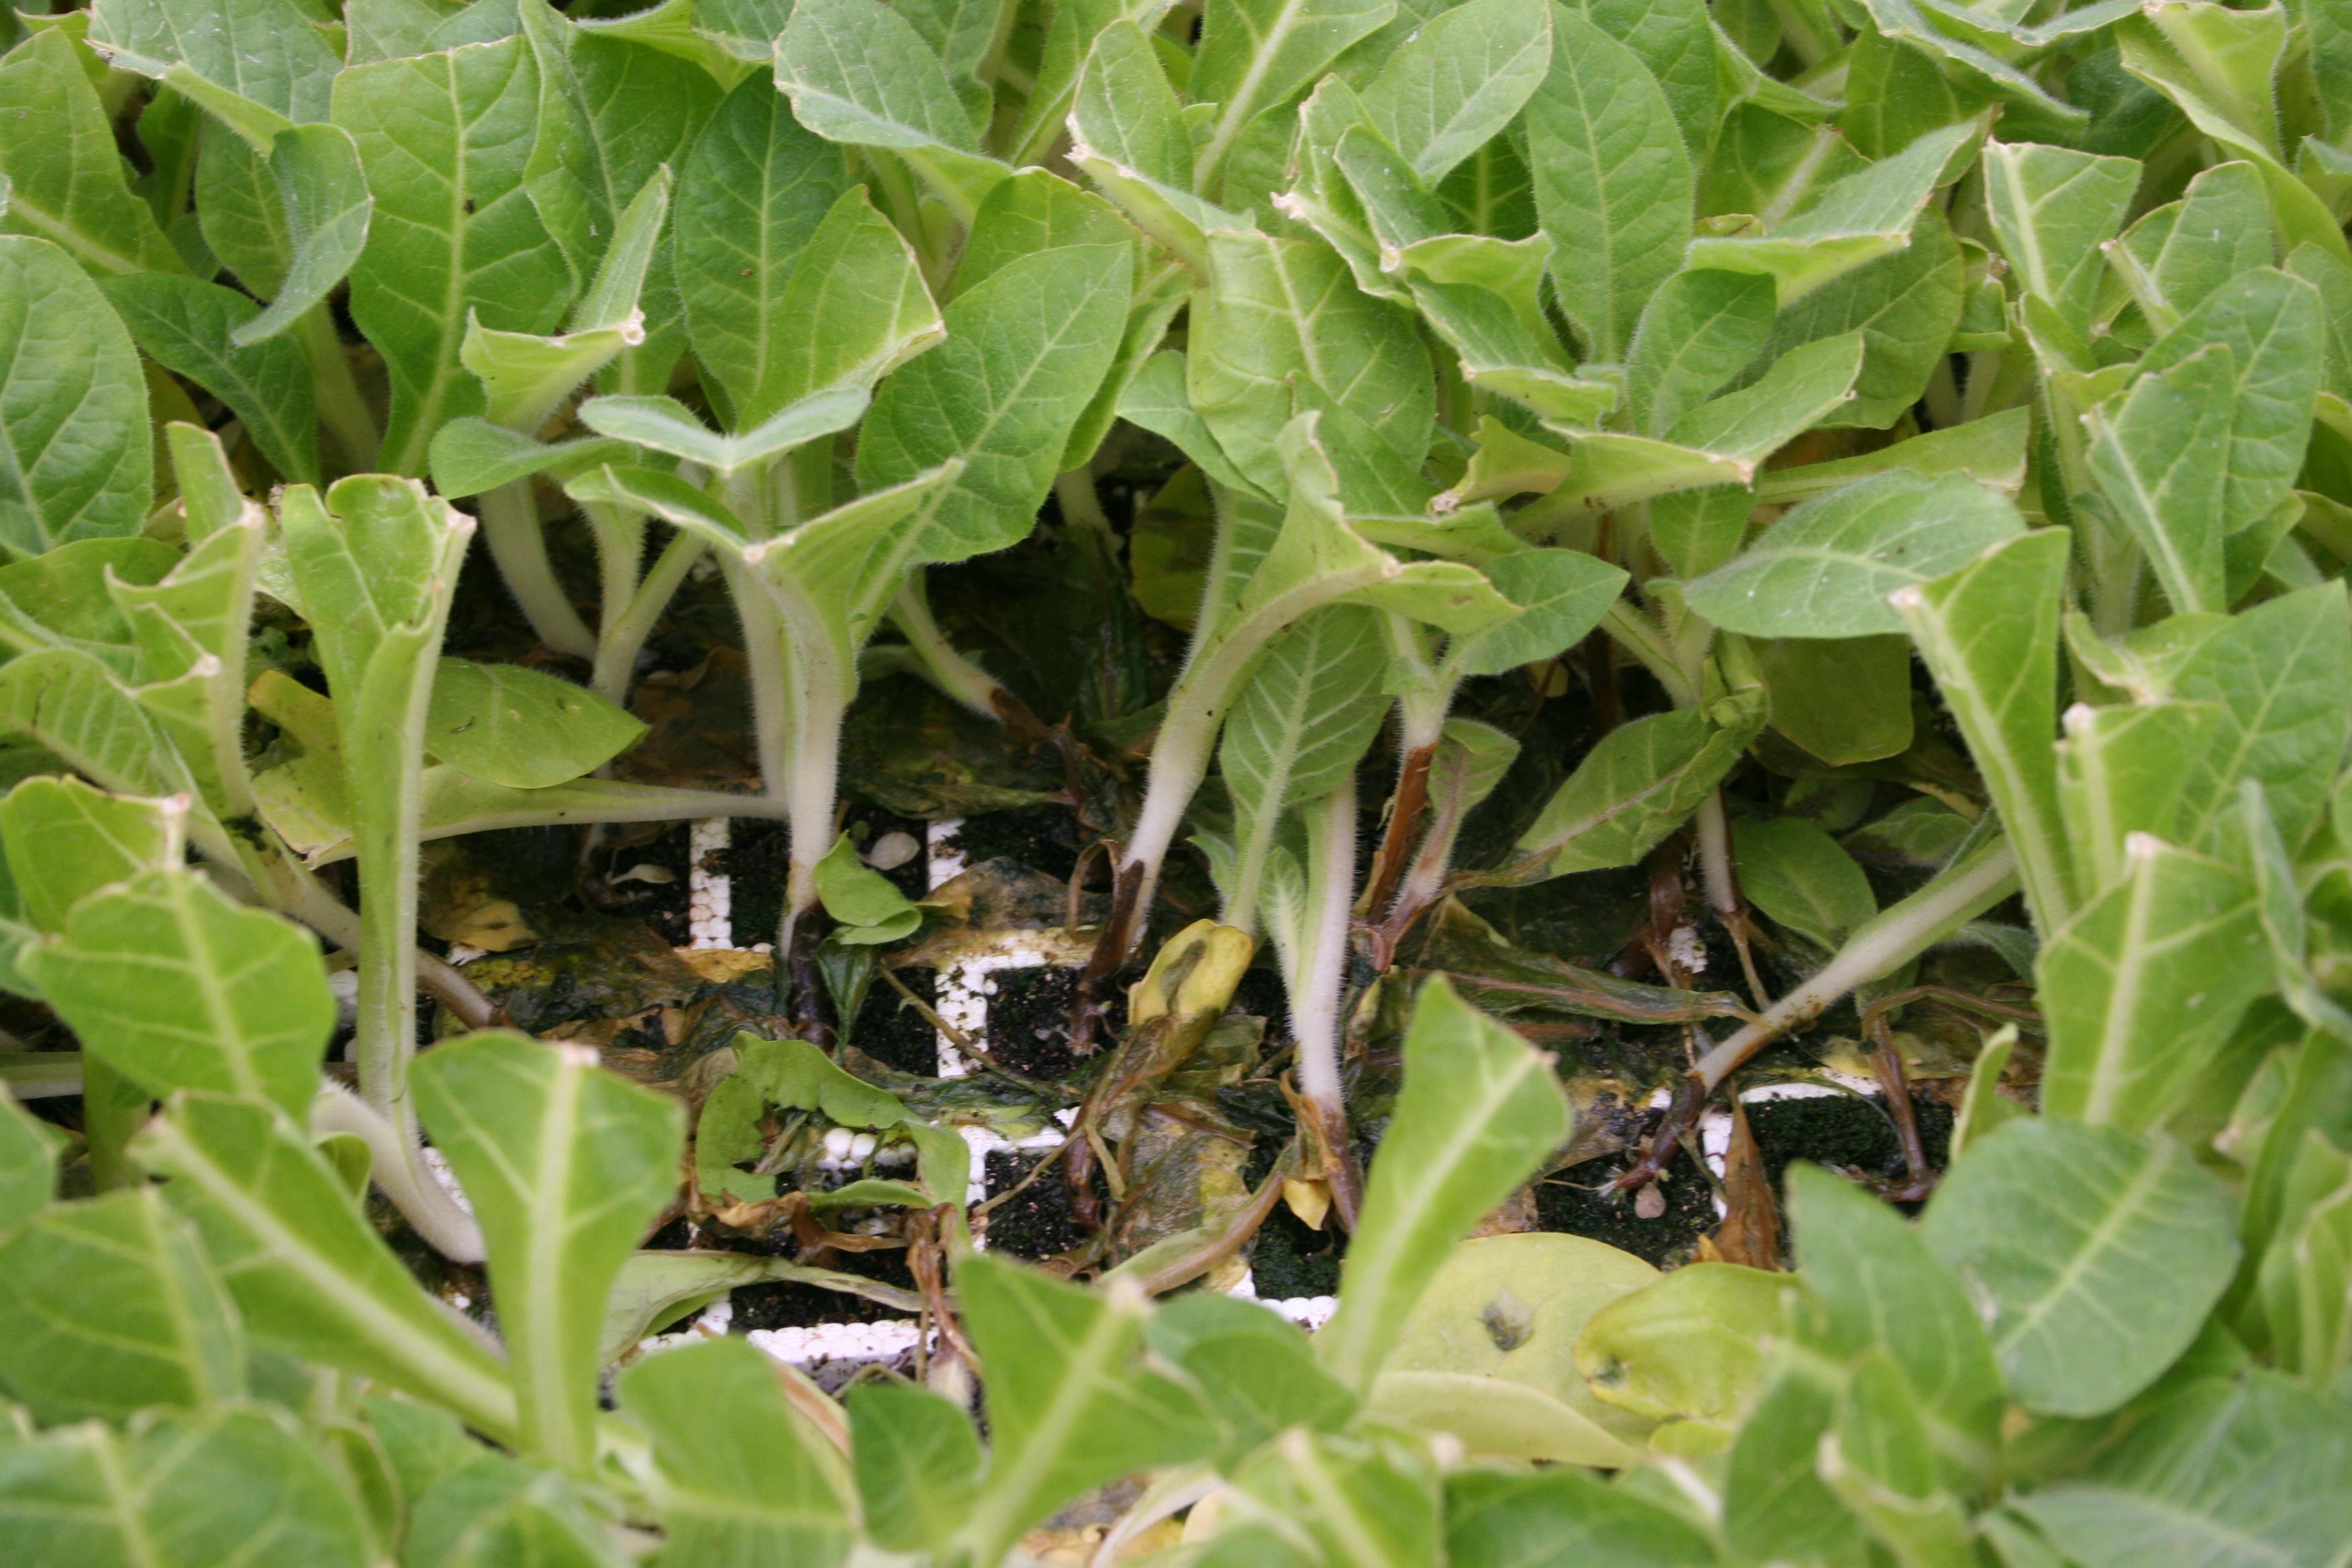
1362,741 -> 1436,920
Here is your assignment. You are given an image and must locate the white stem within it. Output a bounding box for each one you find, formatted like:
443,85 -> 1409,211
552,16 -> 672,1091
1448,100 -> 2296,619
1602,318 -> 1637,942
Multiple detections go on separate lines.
1692,838 -> 2020,1089
1694,790 -> 1741,918
1293,778 -> 1359,1124
312,1083 -> 487,1264
591,531 -> 705,705
477,482 -> 597,659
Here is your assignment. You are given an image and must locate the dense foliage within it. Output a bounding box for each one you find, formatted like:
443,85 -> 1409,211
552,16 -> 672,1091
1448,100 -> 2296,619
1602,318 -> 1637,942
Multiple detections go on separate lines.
3,0 -> 2352,1559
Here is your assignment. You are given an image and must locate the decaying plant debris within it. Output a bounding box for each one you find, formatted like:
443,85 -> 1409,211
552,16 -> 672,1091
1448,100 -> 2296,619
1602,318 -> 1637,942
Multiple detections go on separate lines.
5,0 -> 2352,1559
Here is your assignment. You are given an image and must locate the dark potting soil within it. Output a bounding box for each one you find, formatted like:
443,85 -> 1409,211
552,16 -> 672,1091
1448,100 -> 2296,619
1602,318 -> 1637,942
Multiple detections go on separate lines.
1747,1091 -> 1955,1203
849,967 -> 943,1077
983,967 -> 1123,1081
1248,1204 -> 1343,1299
593,820 -> 695,947
729,1243 -> 922,1330
981,1150 -> 1095,1261
946,805 -> 1085,883
1535,1162 -> 1720,1266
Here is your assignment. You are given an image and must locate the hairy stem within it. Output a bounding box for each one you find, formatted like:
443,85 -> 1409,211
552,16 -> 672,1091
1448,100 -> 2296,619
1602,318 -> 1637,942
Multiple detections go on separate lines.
889,577 -> 1006,719
1291,779 -> 1359,1146
478,482 -> 597,659
312,1083 -> 486,1263
81,1054 -> 142,1193
591,530 -> 705,705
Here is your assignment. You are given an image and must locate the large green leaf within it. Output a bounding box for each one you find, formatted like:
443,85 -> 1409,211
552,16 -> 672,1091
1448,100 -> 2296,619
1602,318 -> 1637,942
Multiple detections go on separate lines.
1453,548 -> 1629,676
1189,0 -> 1396,193
1892,528 -> 2074,935
1357,0 -> 1553,183
1979,140 -> 2141,334
2036,835 -> 2267,1131
98,273 -> 320,485
0,236 -> 152,552
855,242 -> 1130,560
673,74 -> 853,427
2086,342 -> 2237,616
616,1336 -> 854,1565
1749,205 -> 1967,430
1318,977 -> 1573,1390
89,0 -> 338,131
134,1093 -> 519,1442
1526,4 -> 1693,360
1786,1165 -> 2003,1487
2169,581 -> 2352,852
2110,161 -> 2271,334
332,37 -> 573,475
229,126 -> 373,346
1189,230 -> 1435,507
24,869 -> 332,1121
1067,21 -> 1233,268
0,1188 -> 244,1423
1445,1469 -> 1720,1568
772,0 -> 1008,216
1686,471 -> 2026,638
413,1030 -> 683,1471
1625,266 -> 1778,436
848,1382 -> 985,1553
2014,1373 -> 2352,1568
0,1407 -> 375,1568
1920,1118 -> 2239,1418
949,1255 -> 1220,1565
0,30 -> 186,279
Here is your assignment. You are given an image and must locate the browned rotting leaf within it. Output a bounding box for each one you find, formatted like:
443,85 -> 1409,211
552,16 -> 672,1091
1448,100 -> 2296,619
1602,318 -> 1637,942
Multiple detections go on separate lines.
616,647 -> 762,793
1710,1100 -> 1782,1270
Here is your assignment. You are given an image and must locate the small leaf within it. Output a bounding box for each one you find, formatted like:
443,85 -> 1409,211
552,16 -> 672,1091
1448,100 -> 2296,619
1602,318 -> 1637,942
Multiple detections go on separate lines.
812,831 -> 924,942
1357,0 -> 1553,183
424,658 -> 648,789
1734,816 -> 1876,948
848,1381 -> 984,1553
1514,691 -> 1769,877
1452,548 -> 1630,677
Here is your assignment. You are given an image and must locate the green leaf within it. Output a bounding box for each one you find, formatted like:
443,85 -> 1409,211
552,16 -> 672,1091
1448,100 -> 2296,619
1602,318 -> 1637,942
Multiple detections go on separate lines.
1526,5 -> 1693,360
848,1381 -> 984,1553
0,775 -> 181,933
1753,632 -> 1914,766
0,1188 -> 243,1422
424,658 -> 646,789
24,869 -> 331,1121
855,242 -> 1131,561
742,187 -> 940,423
2135,269 -> 2324,552
1625,266 -> 1778,436
403,1455 -> 630,1568
1147,1292 -> 1358,1459
1453,548 -> 1630,676
616,1337 -> 853,1563
1221,605 -> 1387,858
1318,976 -> 1573,1390
0,30 -> 187,279
1787,1165 -> 2004,1486
1514,690 -> 1770,876
1234,1430 -> 1442,1565
2055,699 -> 2222,896
1749,206 -> 1967,431
1979,140 -> 2141,334
2169,580 -> 2352,852
332,36 -> 572,475
133,1093 -> 518,1442
1189,0 -> 1396,192
812,830 -> 924,942
1687,122 -> 1977,305
1357,0 -> 1553,183
948,1255 -> 1220,1565
1067,22 -> 1234,270
2256,1130 -> 2352,1381
773,0 -> 1008,217
1919,1118 -> 2239,1418
0,648 -> 199,801
2036,835 -> 2267,1131
1573,1261 -> 1788,1427
89,0 -> 339,130
1444,1468 -> 1720,1568
2086,343 -> 2236,616
1189,230 -> 1435,509
427,421 -> 631,499
230,126 -> 373,346
1687,471 -> 2027,638
0,236 -> 153,552
1734,815 -> 1876,948
2014,1372 -> 2352,1568
99,273 -> 320,485
579,386 -> 868,478
2108,160 -> 2272,335
0,1407 -> 376,1568
1892,528 -> 2074,935
0,1093 -> 60,1228
413,1030 -> 683,1471
1758,405 -> 2030,504
673,74 -> 853,427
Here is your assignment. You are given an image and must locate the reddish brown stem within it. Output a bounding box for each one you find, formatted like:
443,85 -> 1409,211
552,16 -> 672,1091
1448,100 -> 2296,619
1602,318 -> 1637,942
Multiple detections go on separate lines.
1067,860 -> 1143,1057
1364,742 -> 1436,918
